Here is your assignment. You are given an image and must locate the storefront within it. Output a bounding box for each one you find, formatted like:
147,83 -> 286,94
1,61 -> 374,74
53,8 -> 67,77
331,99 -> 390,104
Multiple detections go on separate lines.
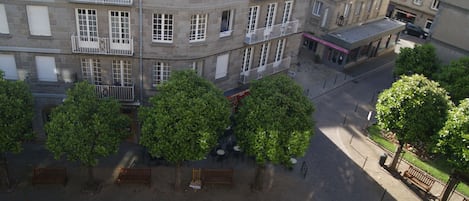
303,18 -> 405,68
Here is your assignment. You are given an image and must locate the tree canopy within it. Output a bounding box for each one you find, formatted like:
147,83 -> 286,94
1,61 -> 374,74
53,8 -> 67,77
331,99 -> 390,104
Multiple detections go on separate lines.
139,70 -> 231,189
435,57 -> 469,103
376,74 -> 452,170
394,44 -> 439,79
234,74 -> 315,166
45,81 -> 129,184
0,71 -> 34,154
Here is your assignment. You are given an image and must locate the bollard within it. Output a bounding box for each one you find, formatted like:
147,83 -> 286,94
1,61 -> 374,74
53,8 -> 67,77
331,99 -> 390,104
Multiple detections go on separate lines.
334,74 -> 338,85
323,80 -> 327,89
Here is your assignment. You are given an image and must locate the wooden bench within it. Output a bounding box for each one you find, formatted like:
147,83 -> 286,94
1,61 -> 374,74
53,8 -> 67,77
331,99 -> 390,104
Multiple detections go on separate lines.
32,167 -> 67,186
115,168 -> 151,187
403,165 -> 435,192
201,168 -> 233,186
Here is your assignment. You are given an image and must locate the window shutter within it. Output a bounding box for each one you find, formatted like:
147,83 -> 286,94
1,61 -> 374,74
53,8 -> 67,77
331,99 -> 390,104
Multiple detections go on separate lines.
36,56 -> 57,81
27,5 -> 51,36
215,54 -> 229,79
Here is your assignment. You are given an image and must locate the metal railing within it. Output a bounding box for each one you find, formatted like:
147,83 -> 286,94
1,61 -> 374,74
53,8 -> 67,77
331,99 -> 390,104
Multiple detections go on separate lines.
69,0 -> 133,6
95,85 -> 134,102
239,57 -> 291,84
71,34 -> 134,56
244,20 -> 299,45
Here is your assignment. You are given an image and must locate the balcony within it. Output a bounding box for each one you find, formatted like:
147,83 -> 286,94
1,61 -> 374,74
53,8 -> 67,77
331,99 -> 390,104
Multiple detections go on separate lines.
71,34 -> 134,56
245,20 -> 299,45
95,85 -> 134,102
239,57 -> 291,84
69,0 -> 133,6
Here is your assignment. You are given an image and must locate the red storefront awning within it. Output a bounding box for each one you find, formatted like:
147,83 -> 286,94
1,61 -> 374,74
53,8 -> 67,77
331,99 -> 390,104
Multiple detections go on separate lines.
303,33 -> 350,54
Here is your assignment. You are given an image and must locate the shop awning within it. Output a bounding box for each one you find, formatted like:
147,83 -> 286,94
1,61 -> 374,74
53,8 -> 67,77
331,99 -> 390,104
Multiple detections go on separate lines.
303,33 -> 350,54
323,18 -> 405,50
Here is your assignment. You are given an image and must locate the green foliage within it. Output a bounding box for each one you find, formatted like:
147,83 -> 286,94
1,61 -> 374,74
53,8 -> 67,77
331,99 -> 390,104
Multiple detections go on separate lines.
394,44 -> 439,79
0,70 -> 34,153
234,75 -> 315,166
436,98 -> 469,173
376,74 -> 452,147
45,82 -> 129,167
139,70 -> 231,164
435,57 -> 469,103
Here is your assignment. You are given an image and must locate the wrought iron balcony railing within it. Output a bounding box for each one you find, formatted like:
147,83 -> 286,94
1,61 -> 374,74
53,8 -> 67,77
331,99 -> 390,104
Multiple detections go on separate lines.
69,0 -> 133,6
239,57 -> 291,84
71,34 -> 134,56
245,20 -> 299,45
95,84 -> 134,102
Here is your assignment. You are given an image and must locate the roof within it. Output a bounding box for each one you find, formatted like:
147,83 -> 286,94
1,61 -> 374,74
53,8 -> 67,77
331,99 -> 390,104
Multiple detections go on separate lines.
324,18 -> 406,50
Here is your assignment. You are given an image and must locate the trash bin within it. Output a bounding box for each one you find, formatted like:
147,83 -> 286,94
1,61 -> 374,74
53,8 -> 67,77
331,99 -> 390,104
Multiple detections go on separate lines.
379,153 -> 387,167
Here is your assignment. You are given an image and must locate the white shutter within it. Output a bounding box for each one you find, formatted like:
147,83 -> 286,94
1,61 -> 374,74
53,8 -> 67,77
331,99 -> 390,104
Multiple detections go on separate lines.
27,5 -> 51,36
0,4 -> 9,34
215,54 -> 229,79
36,56 -> 57,82
0,54 -> 18,80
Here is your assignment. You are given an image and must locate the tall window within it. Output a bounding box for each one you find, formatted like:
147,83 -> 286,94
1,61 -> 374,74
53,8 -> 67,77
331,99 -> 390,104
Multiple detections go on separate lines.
153,13 -> 173,43
375,0 -> 383,17
220,10 -> 233,37
27,5 -> 51,36
259,42 -> 270,69
153,62 -> 170,86
312,1 -> 323,16
355,2 -> 363,16
0,54 -> 17,80
265,3 -> 277,29
76,9 -> 98,42
344,3 -> 352,17
192,60 -> 204,76
282,1 -> 293,24
112,60 -> 132,86
109,11 -> 130,44
36,56 -> 57,82
367,0 -> 374,13
246,6 -> 259,34
81,58 -> 102,85
431,0 -> 440,10
0,4 -> 9,34
215,54 -> 229,79
274,39 -> 285,63
189,14 -> 207,42
241,47 -> 253,73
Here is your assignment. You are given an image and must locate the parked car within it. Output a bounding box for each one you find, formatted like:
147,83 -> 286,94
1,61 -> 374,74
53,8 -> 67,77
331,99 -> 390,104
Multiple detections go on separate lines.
403,23 -> 429,39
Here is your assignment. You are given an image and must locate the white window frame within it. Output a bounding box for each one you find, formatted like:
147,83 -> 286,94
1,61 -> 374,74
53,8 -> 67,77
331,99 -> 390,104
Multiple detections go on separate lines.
274,39 -> 285,66
81,58 -> 102,85
220,10 -> 234,37
0,54 -> 18,80
112,60 -> 132,86
246,6 -> 259,34
344,3 -> 352,17
413,0 -> 423,6
153,62 -> 170,86
35,56 -> 57,82
312,1 -> 323,16
355,1 -> 363,16
431,0 -> 440,10
282,1 -> 293,24
0,4 -> 9,34
27,5 -> 51,36
367,0 -> 374,13
215,54 -> 229,79
153,13 -> 173,43
321,8 -> 329,27
191,60 -> 204,76
258,42 -> 270,72
109,11 -> 130,50
76,8 -> 98,48
265,3 -> 277,29
241,47 -> 253,75
189,14 -> 207,42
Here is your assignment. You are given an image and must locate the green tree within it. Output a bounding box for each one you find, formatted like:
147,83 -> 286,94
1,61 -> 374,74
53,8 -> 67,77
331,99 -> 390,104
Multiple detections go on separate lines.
45,81 -> 129,189
0,71 -> 34,188
435,57 -> 469,103
376,74 -> 452,171
139,70 -> 230,191
394,44 -> 439,79
435,98 -> 469,201
234,75 -> 315,191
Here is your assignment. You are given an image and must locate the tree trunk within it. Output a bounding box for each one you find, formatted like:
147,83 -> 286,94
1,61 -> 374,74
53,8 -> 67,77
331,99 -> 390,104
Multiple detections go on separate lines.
174,162 -> 182,191
389,143 -> 403,171
440,173 -> 460,201
253,164 -> 266,191
87,165 -> 95,185
1,153 -> 11,189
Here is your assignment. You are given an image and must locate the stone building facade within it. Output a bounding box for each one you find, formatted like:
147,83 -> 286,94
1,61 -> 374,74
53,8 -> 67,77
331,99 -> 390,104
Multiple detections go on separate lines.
387,0 -> 440,33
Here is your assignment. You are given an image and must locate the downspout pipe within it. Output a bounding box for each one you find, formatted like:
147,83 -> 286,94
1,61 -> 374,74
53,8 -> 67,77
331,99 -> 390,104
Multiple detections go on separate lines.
138,0 -> 143,103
